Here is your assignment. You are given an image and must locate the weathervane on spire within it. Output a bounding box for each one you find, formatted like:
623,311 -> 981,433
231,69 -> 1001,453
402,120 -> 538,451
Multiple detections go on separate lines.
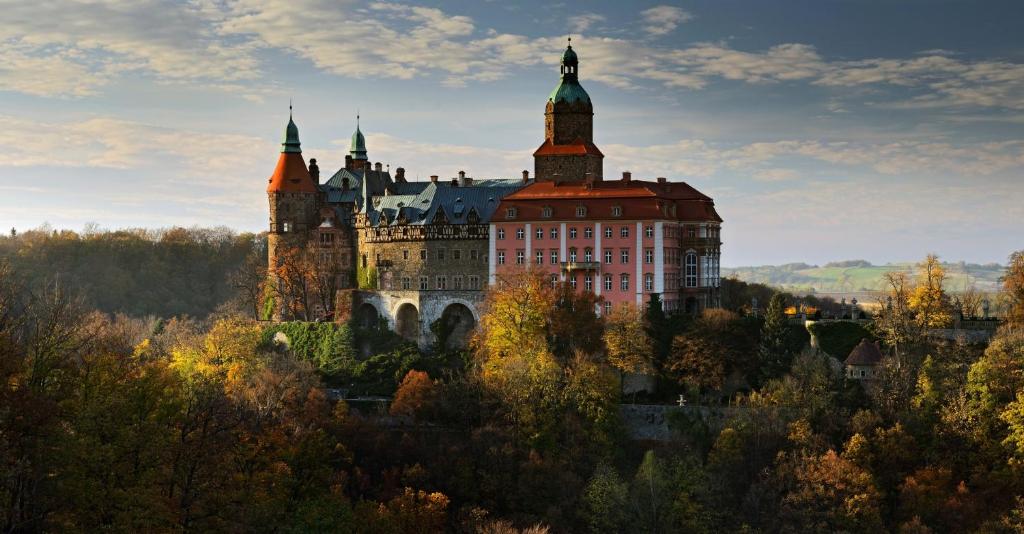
289,98 -> 293,118
567,36 -> 572,47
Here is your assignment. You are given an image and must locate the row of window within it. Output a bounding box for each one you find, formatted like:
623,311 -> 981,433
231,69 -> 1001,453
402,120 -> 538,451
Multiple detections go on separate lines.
497,225 -> 654,240
363,248 -> 485,267
506,206 -> 625,219
391,275 -> 483,291
495,247 -> 666,266
544,273 -> 656,292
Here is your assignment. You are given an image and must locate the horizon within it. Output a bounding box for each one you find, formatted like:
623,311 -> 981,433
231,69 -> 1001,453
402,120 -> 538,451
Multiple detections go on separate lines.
2,1 -> 1023,265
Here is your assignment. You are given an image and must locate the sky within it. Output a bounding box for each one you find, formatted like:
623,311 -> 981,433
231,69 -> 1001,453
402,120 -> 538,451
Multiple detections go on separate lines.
1,0 -> 1022,267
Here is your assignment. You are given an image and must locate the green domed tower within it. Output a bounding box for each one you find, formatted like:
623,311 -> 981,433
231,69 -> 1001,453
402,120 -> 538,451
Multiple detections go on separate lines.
534,39 -> 603,182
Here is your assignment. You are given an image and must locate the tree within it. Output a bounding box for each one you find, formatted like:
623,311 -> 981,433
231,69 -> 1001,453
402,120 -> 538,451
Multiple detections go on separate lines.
877,270 -> 922,359
779,450 -> 884,532
603,304 -> 654,375
1003,250 -> 1024,327
582,462 -> 629,533
548,282 -> 604,361
390,370 -> 437,420
909,254 -> 952,329
228,249 -> 268,320
758,292 -> 791,381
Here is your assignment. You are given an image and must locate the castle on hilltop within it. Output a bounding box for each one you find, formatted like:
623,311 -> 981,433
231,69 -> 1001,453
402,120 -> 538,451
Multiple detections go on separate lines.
265,42 -> 723,348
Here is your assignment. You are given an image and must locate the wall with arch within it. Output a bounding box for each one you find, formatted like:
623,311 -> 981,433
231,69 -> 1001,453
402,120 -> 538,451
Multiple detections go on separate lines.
355,290 -> 483,349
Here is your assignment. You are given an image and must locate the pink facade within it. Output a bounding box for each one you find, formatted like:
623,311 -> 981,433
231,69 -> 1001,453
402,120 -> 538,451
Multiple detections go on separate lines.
489,177 -> 723,314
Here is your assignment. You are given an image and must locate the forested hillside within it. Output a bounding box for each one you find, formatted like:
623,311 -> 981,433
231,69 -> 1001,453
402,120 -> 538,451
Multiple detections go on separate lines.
0,226 -> 261,318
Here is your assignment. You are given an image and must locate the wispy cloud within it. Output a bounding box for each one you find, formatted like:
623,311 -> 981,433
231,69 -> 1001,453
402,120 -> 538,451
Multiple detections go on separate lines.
568,13 -> 605,33
640,5 -> 694,36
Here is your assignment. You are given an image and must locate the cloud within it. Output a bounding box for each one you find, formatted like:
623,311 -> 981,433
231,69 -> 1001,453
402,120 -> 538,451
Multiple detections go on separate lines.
640,5 -> 694,36
568,13 -> 605,33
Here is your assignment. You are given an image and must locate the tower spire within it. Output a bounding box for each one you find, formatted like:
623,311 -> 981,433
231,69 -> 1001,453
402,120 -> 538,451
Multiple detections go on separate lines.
350,111 -> 368,161
281,102 -> 301,154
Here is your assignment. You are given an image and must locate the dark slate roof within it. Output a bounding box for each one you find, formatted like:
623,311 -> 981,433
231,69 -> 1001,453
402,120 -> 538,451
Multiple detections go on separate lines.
364,179 -> 527,227
322,167 -> 394,205
845,339 -> 883,366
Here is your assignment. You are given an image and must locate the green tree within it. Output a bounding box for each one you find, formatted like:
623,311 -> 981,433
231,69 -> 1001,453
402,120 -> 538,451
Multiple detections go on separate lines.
582,462 -> 629,533
758,292 -> 791,381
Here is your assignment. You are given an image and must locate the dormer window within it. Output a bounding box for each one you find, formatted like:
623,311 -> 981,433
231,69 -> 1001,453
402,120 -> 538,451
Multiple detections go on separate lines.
611,206 -> 622,217
576,205 -> 587,217
506,207 -> 517,219
541,206 -> 553,218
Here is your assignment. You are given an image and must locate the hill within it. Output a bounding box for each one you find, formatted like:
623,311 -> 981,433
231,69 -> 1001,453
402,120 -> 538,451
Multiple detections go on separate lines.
723,260 -> 1005,295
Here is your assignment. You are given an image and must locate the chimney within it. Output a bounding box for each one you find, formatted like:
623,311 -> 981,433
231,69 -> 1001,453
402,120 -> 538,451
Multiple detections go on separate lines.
309,158 -> 320,181
451,177 -> 459,187
622,171 -> 632,183
458,170 -> 465,179
657,177 -> 667,184
522,170 -> 529,183
395,167 -> 406,182
345,154 -> 353,170
430,175 -> 439,183
375,162 -> 382,172
458,170 -> 472,187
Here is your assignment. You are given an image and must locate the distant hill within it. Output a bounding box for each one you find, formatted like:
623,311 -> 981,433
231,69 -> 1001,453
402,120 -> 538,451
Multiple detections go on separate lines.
723,260 -> 1005,294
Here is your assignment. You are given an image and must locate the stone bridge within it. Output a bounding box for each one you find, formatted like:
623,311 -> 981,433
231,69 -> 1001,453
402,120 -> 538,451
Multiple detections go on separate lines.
353,290 -> 483,349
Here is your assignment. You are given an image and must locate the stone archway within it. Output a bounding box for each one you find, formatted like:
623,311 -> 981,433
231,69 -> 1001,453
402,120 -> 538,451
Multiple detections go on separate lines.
356,302 -> 381,329
395,303 -> 420,342
439,303 -> 477,350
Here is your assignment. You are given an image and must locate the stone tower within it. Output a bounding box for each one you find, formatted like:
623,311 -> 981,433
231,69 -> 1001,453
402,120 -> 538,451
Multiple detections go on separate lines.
266,108 -> 320,319
534,40 -> 604,182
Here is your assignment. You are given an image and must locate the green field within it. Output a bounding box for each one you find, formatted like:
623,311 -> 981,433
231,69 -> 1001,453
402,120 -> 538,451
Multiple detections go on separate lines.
723,260 -> 1005,294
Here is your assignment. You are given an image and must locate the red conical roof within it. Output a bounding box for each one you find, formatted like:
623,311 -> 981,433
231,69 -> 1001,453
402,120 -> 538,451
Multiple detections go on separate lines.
267,152 -> 317,193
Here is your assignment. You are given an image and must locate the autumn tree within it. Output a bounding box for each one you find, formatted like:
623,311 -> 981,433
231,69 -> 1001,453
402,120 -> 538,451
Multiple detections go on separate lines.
228,248 -> 268,320
1003,250 -> 1024,327
548,282 -> 604,361
909,254 -> 952,329
603,303 -> 654,375
390,370 -> 437,420
758,292 -> 792,381
779,450 -> 884,532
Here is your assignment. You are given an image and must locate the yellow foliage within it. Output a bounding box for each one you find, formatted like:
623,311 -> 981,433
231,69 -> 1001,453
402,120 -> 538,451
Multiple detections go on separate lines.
602,304 -> 654,374
908,254 -> 952,328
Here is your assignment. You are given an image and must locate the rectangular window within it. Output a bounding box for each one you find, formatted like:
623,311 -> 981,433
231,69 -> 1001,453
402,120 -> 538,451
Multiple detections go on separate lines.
620,227 -> 629,238
516,249 -> 525,264
536,227 -> 544,240
645,249 -> 654,264
454,275 -> 464,290
497,250 -> 506,265
470,249 -> 479,260
497,228 -> 505,239
569,248 -> 577,262
685,252 -> 697,288
604,301 -> 612,315
319,233 -> 334,245
604,227 -> 612,238
403,249 -> 409,260
611,206 -> 622,217
645,273 -> 653,292
584,249 -> 593,262
576,206 -> 587,217
604,274 -> 612,291
453,249 -> 461,260
550,228 -> 558,239
516,228 -> 525,240
550,274 -> 558,288
604,249 -> 612,264
506,207 -> 517,219
536,250 -> 544,264
401,276 -> 411,289
420,249 -> 427,260
584,227 -> 593,239
621,249 -> 629,264
438,249 -> 446,261
419,276 -> 429,290
584,275 -> 593,291
570,227 -> 577,239
542,207 -> 553,218
551,250 -> 559,264
645,226 -> 653,238
620,274 -> 629,291
436,276 -> 447,290
468,275 -> 480,289
570,276 -> 577,290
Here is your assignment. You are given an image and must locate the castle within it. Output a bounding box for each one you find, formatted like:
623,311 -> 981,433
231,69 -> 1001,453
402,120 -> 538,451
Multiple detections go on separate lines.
266,42 -> 723,348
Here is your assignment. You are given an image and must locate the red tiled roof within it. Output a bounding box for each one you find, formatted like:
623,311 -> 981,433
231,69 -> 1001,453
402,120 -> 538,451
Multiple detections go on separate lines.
533,137 -> 604,157
267,152 -> 317,193
499,179 -> 722,222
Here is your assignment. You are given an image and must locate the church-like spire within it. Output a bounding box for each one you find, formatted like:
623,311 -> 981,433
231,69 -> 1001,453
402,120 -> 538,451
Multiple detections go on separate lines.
281,101 -> 302,153
350,113 -> 368,161
548,38 -> 590,105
